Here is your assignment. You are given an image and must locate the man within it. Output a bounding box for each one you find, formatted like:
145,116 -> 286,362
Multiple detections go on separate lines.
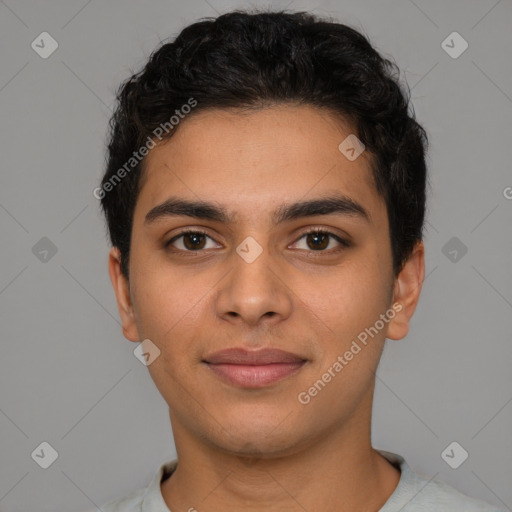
90,9 -> 503,512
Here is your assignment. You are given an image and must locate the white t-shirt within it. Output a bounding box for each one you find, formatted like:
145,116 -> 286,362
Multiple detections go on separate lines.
85,449 -> 505,511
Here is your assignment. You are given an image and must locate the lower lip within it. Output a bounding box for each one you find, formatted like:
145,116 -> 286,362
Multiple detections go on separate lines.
205,362 -> 305,388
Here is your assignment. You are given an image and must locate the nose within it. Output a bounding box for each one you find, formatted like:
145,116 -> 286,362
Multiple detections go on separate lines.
215,240 -> 293,327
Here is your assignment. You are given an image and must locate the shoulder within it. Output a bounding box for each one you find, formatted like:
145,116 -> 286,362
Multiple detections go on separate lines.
80,485 -> 146,512
377,449 -> 505,512
80,459 -> 177,512
95,486 -> 146,512
412,477 -> 505,511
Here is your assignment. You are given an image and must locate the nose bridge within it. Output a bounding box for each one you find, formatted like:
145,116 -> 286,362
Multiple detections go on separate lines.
216,236 -> 293,325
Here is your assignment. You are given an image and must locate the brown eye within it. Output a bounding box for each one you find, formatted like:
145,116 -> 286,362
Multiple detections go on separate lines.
182,232 -> 206,250
305,231 -> 329,250
166,230 -> 218,252
291,229 -> 350,252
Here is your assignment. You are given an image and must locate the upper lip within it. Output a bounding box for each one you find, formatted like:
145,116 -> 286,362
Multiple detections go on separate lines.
203,348 -> 306,365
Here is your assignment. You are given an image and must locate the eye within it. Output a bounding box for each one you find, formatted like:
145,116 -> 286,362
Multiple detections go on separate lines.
165,228 -> 350,254
291,229 -> 350,252
165,230 -> 220,252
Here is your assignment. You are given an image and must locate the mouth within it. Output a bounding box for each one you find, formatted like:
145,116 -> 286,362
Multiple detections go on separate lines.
202,348 -> 307,388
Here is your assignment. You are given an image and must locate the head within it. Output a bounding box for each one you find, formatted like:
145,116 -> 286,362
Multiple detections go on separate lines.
102,10 -> 427,457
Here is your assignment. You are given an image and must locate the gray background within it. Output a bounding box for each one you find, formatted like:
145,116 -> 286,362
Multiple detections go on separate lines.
0,0 -> 511,511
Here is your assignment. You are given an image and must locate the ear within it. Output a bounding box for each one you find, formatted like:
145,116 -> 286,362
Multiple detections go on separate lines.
108,247 -> 140,342
386,241 -> 425,341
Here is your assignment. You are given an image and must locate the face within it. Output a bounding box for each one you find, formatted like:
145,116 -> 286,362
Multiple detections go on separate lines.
110,105 -> 424,457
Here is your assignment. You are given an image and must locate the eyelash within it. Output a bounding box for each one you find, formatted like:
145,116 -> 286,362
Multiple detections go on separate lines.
165,228 -> 350,255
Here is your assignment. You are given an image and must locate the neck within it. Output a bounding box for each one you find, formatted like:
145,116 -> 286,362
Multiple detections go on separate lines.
161,390 -> 401,511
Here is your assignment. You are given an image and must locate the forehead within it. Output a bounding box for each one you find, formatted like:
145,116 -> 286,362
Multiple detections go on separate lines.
135,105 -> 385,225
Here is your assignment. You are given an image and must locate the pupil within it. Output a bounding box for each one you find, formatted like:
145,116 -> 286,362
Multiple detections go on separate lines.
184,233 -> 205,250
308,232 -> 328,250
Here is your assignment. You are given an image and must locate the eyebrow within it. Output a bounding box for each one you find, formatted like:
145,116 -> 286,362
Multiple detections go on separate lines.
144,194 -> 371,226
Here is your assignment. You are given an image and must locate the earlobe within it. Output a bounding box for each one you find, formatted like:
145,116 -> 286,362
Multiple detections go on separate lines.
108,247 -> 140,342
386,241 -> 425,341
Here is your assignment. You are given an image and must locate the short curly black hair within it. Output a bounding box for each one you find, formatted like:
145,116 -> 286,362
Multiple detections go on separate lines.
98,9 -> 429,280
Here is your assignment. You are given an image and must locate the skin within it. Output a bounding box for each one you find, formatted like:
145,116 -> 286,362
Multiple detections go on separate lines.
109,105 -> 425,512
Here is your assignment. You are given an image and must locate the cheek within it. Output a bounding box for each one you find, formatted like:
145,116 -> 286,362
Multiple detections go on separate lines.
304,262 -> 389,339
130,270 -> 180,336
130,267 -> 213,355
